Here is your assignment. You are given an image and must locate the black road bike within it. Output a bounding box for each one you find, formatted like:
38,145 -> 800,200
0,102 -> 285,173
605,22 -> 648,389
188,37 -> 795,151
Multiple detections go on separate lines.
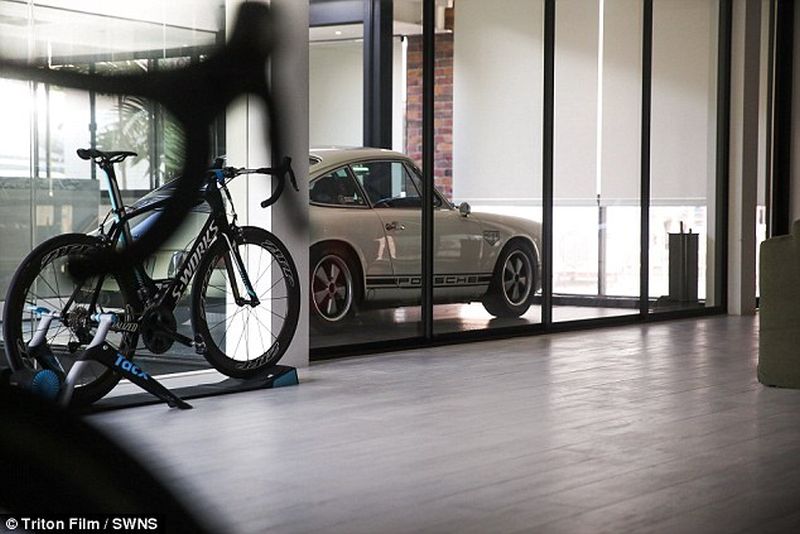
3,149 -> 300,406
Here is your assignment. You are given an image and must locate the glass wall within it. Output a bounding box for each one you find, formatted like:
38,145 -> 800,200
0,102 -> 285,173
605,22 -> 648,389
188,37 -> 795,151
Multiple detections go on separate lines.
0,0 -> 223,376
649,0 -> 720,313
306,0 -> 730,356
308,3 -> 423,349
433,0 -> 544,334
553,0 -> 642,322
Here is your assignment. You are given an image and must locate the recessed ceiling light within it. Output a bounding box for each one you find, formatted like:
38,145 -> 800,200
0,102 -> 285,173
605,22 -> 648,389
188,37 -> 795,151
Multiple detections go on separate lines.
335,30 -> 342,36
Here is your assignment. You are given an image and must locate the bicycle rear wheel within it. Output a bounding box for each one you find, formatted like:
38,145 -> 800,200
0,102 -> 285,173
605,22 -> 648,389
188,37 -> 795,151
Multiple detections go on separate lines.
191,226 -> 300,377
2,233 -> 139,406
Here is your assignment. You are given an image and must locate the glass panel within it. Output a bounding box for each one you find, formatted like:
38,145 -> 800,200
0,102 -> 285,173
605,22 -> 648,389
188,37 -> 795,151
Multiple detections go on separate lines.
756,0 -> 770,300
354,160 -> 422,207
0,78 -> 33,305
432,0 -> 544,334
0,1 -> 223,379
553,0 -> 642,322
649,0 -> 719,312
310,168 -> 366,207
309,5 -> 424,350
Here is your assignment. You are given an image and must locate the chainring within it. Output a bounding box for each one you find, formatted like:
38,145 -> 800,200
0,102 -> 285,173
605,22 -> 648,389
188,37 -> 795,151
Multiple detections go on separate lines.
139,305 -> 177,354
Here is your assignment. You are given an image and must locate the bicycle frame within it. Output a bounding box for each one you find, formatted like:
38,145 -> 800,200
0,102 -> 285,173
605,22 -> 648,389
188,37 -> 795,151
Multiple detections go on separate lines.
96,160 -> 259,316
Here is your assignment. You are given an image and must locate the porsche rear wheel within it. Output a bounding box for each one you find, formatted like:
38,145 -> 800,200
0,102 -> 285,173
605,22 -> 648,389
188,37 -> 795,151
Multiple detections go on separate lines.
482,241 -> 537,318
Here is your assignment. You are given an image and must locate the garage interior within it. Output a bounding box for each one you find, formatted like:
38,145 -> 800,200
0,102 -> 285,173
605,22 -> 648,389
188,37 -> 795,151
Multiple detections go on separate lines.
1,0 -> 799,531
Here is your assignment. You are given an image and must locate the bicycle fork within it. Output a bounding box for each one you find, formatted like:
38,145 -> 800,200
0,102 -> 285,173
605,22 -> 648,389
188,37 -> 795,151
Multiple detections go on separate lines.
221,232 -> 260,306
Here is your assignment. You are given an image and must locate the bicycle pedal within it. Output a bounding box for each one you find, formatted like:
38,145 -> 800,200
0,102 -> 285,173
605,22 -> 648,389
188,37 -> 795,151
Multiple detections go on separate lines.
193,334 -> 207,355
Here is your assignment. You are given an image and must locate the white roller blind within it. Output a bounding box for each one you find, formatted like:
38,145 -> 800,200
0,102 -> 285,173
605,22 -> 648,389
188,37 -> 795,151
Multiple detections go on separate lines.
650,0 -> 718,203
599,0 -> 642,205
553,0 -> 599,203
452,0 -> 544,203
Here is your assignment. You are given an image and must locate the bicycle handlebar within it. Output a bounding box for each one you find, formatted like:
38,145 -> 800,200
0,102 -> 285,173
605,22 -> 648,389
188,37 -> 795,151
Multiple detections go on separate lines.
210,156 -> 298,208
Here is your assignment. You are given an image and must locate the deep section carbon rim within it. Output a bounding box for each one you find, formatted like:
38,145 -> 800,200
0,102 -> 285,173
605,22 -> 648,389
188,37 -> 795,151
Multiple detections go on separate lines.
197,233 -> 296,368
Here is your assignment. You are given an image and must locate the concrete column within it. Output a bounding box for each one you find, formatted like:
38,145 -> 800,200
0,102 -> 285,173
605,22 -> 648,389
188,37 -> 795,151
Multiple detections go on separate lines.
728,0 -> 761,315
225,0 -> 309,367
270,0 -> 310,368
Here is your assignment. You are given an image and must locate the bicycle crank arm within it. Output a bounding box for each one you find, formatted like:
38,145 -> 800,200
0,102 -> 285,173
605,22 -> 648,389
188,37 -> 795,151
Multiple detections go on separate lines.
151,325 -> 196,348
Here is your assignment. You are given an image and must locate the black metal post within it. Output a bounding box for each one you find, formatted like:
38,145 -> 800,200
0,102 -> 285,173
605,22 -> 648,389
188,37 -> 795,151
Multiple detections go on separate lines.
421,0 -> 435,339
598,197 -> 606,296
715,0 -> 732,310
32,82 -> 39,180
640,0 -> 652,317
44,84 -> 51,179
765,0 -> 775,238
772,0 -> 792,236
542,0 -> 555,327
89,64 -> 97,181
148,59 -> 159,189
363,0 -> 393,149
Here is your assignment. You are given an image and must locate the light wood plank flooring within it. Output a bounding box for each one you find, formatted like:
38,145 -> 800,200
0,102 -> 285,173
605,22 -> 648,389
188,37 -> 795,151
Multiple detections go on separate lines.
90,315 -> 800,533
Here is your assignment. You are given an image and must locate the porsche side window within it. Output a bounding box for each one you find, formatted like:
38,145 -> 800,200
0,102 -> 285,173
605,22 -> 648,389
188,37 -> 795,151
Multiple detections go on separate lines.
310,168 -> 366,206
406,165 -> 443,208
352,161 -> 424,209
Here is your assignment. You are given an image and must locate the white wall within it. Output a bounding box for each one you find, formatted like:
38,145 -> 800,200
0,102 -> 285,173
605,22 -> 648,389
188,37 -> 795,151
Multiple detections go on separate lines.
226,0 -> 309,368
309,40 -> 363,147
308,37 -> 405,150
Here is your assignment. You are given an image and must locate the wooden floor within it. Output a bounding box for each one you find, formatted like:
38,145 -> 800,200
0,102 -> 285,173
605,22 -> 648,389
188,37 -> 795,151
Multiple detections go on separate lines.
90,315 -> 800,534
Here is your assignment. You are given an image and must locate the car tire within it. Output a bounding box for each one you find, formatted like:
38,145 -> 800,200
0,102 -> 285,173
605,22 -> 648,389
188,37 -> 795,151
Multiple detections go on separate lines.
482,240 -> 537,318
310,245 -> 360,331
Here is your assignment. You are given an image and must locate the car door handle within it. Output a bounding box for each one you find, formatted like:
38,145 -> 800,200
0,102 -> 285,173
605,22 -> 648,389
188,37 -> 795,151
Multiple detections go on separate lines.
385,221 -> 405,231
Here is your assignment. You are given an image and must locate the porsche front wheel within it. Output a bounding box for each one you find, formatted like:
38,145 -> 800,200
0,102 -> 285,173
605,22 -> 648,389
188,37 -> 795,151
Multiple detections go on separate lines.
310,246 -> 358,331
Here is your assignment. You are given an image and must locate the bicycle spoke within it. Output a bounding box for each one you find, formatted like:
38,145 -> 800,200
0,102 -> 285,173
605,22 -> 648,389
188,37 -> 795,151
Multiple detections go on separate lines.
206,306 -> 248,332
249,309 -> 275,340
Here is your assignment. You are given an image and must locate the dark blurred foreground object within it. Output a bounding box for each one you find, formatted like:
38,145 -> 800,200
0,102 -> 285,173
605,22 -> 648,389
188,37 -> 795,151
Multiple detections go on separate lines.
0,2 -> 300,280
0,384 -> 214,531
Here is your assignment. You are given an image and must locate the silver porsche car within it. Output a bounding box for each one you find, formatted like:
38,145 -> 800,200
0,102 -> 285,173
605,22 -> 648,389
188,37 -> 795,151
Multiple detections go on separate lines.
308,148 -> 542,328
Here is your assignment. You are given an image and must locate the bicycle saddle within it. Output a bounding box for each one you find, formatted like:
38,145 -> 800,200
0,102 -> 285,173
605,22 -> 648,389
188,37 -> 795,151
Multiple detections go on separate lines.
76,148 -> 138,163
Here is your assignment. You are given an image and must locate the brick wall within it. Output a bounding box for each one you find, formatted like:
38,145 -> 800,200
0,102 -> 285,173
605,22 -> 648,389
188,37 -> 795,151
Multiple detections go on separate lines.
405,31 -> 454,200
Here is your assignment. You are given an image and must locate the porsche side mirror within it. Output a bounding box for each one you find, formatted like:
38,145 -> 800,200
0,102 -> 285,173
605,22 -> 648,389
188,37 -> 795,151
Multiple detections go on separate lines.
458,201 -> 471,217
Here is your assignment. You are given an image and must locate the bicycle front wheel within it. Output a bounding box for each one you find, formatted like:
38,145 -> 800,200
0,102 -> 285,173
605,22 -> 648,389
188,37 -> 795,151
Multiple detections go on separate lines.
191,226 -> 300,377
